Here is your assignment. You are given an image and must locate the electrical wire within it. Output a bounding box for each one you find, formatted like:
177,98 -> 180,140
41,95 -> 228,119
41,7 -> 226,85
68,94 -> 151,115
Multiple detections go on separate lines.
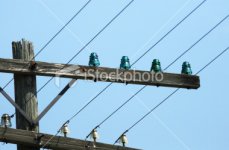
165,14 -> 229,70
23,0 -> 134,105
114,46 -> 229,145
41,120 -> 69,149
63,0 -> 207,129
130,0 -> 206,67
41,1 -> 135,148
41,0 -> 208,147
89,14 -> 229,132
2,0 -> 92,90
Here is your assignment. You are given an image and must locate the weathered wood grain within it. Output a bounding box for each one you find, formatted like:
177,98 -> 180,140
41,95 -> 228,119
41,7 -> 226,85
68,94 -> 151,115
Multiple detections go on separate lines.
0,58 -> 200,89
12,39 -> 39,150
0,127 -> 139,150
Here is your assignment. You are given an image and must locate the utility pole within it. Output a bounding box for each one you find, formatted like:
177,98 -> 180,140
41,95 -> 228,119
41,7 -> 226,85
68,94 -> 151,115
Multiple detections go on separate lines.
12,39 -> 39,150
0,39 -> 200,149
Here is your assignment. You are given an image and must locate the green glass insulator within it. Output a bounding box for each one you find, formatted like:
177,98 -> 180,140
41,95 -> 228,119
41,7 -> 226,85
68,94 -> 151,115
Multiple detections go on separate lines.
120,56 -> 131,70
181,61 -> 192,75
151,59 -> 162,72
89,52 -> 100,67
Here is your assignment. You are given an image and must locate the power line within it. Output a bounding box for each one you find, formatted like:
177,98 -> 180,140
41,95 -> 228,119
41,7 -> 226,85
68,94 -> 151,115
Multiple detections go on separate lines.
41,0 -> 208,147
97,86 -> 146,128
69,82 -> 113,121
130,0 -> 207,67
41,119 -> 71,149
40,1 -> 135,148
24,0 -> 134,105
63,0 -> 207,127
2,0 -> 92,90
114,46 -> 229,144
165,14 -> 229,70
88,14 -> 228,133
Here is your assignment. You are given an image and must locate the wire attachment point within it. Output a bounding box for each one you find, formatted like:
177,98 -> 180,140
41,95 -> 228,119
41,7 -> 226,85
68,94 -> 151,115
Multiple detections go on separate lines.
85,125 -> 100,148
114,130 -> 129,147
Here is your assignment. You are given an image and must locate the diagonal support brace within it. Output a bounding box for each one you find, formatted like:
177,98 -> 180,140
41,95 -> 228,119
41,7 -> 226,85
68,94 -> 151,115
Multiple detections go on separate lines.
34,79 -> 77,124
0,87 -> 34,125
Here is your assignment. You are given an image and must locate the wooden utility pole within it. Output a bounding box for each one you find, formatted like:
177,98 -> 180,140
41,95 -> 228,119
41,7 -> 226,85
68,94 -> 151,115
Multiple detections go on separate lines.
12,39 -> 39,150
0,39 -> 200,149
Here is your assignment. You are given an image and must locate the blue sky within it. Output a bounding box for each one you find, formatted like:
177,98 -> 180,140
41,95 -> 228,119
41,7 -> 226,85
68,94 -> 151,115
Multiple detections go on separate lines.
0,0 -> 229,150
